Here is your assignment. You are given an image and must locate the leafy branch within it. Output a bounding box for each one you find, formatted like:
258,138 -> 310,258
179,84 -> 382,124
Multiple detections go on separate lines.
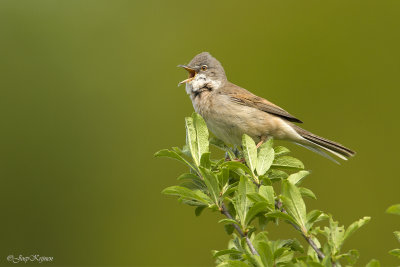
386,204 -> 400,260
221,203 -> 259,256
275,199 -> 326,261
156,113 -> 376,267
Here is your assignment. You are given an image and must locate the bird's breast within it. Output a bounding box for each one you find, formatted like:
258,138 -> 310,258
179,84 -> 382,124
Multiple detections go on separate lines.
189,92 -> 246,145
189,89 -> 213,116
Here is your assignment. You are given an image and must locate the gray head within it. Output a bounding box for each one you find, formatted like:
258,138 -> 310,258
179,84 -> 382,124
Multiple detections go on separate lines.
178,52 -> 227,94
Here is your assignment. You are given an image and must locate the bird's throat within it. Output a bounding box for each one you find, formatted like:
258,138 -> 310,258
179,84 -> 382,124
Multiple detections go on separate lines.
185,74 -> 221,95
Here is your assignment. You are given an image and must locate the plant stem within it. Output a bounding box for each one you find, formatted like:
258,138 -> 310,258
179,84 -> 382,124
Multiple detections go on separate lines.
198,171 -> 259,256
275,201 -> 334,265
221,203 -> 259,256
304,235 -> 325,260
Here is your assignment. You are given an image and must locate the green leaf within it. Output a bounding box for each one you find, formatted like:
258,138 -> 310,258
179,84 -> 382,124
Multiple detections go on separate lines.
162,186 -> 210,205
247,186 -> 274,208
195,206 -> 206,216
274,250 -> 294,264
209,137 -> 225,148
259,175 -> 272,185
199,167 -> 220,205
287,170 -> 310,185
386,204 -> 400,215
338,249 -> 359,265
314,215 -> 370,256
255,241 -> 274,267
218,168 -> 230,189
258,215 -> 269,230
200,152 -> 211,168
184,113 -> 209,166
272,156 -> 304,170
192,112 -> 209,155
242,134 -> 258,172
180,179 -> 205,191
282,239 -> 304,253
266,169 -> 288,182
304,262 -> 325,267
256,139 -> 275,175
221,161 -> 253,176
224,224 -> 234,235
219,218 -> 242,226
176,173 -> 199,181
259,185 -> 275,206
222,183 -> 239,198
389,248 -> 400,258
342,216 -> 371,244
274,146 -> 290,156
306,210 -> 325,230
179,145 -> 192,158
281,181 -> 307,233
216,261 -> 250,267
212,249 -> 242,258
394,231 -> 400,243
185,116 -> 199,165
247,193 -> 267,204
299,187 -> 317,200
253,230 -> 269,244
266,211 -> 298,226
235,176 -> 255,228
245,202 -> 270,226
154,149 -> 194,169
316,217 -> 342,256
365,259 -> 380,267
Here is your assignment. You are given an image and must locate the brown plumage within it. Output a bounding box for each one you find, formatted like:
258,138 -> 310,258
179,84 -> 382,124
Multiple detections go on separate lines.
219,82 -> 303,123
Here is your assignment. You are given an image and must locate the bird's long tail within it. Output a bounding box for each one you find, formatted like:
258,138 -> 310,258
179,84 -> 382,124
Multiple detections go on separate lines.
290,124 -> 356,163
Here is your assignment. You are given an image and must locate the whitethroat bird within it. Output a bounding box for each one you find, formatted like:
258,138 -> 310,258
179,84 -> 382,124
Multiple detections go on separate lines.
178,52 -> 355,162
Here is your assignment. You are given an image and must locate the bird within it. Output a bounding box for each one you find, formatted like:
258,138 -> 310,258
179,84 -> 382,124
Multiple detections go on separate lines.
178,52 -> 355,162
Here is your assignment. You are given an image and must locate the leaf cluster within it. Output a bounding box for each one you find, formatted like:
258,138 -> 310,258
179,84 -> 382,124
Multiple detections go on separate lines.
156,113 -> 377,267
386,204 -> 400,260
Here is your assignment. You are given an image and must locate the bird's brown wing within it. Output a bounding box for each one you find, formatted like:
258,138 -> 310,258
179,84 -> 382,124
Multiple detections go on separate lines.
221,82 -> 303,123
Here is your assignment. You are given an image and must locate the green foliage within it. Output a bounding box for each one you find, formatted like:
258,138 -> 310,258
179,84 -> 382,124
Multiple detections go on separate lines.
184,113 -> 209,166
156,113 -> 383,266
386,204 -> 400,216
386,204 -> 400,259
365,259 -> 380,267
312,216 -> 370,263
256,139 -> 274,176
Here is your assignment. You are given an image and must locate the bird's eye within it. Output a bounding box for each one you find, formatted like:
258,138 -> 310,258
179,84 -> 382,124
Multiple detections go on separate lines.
201,65 -> 208,71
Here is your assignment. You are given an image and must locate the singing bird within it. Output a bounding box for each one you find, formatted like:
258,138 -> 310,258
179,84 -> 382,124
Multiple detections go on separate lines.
178,52 -> 355,162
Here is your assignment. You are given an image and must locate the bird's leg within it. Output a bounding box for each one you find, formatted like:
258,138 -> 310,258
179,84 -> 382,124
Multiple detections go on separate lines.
256,136 -> 268,149
233,146 -> 240,158
232,146 -> 246,163
224,151 -> 230,161
225,146 -> 235,161
225,146 -> 245,162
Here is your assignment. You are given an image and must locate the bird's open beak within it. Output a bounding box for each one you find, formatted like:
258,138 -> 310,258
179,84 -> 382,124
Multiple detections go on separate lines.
178,65 -> 197,86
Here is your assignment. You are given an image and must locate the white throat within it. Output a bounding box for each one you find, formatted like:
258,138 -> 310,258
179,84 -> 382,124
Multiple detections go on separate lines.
185,74 -> 222,95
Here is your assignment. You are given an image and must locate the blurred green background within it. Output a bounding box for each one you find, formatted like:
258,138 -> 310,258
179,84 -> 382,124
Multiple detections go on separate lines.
0,0 -> 399,266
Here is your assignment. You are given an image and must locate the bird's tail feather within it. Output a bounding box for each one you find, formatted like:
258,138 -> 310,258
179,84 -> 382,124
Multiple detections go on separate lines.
291,124 -> 356,161
294,142 -> 341,164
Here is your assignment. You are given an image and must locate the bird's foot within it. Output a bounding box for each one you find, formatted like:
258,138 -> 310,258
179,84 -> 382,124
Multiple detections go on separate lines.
224,153 -> 245,163
224,157 -> 245,163
256,136 -> 268,148
233,158 -> 246,163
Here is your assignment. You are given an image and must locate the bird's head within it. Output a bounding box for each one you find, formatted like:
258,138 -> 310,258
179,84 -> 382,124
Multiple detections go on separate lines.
178,52 -> 227,94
